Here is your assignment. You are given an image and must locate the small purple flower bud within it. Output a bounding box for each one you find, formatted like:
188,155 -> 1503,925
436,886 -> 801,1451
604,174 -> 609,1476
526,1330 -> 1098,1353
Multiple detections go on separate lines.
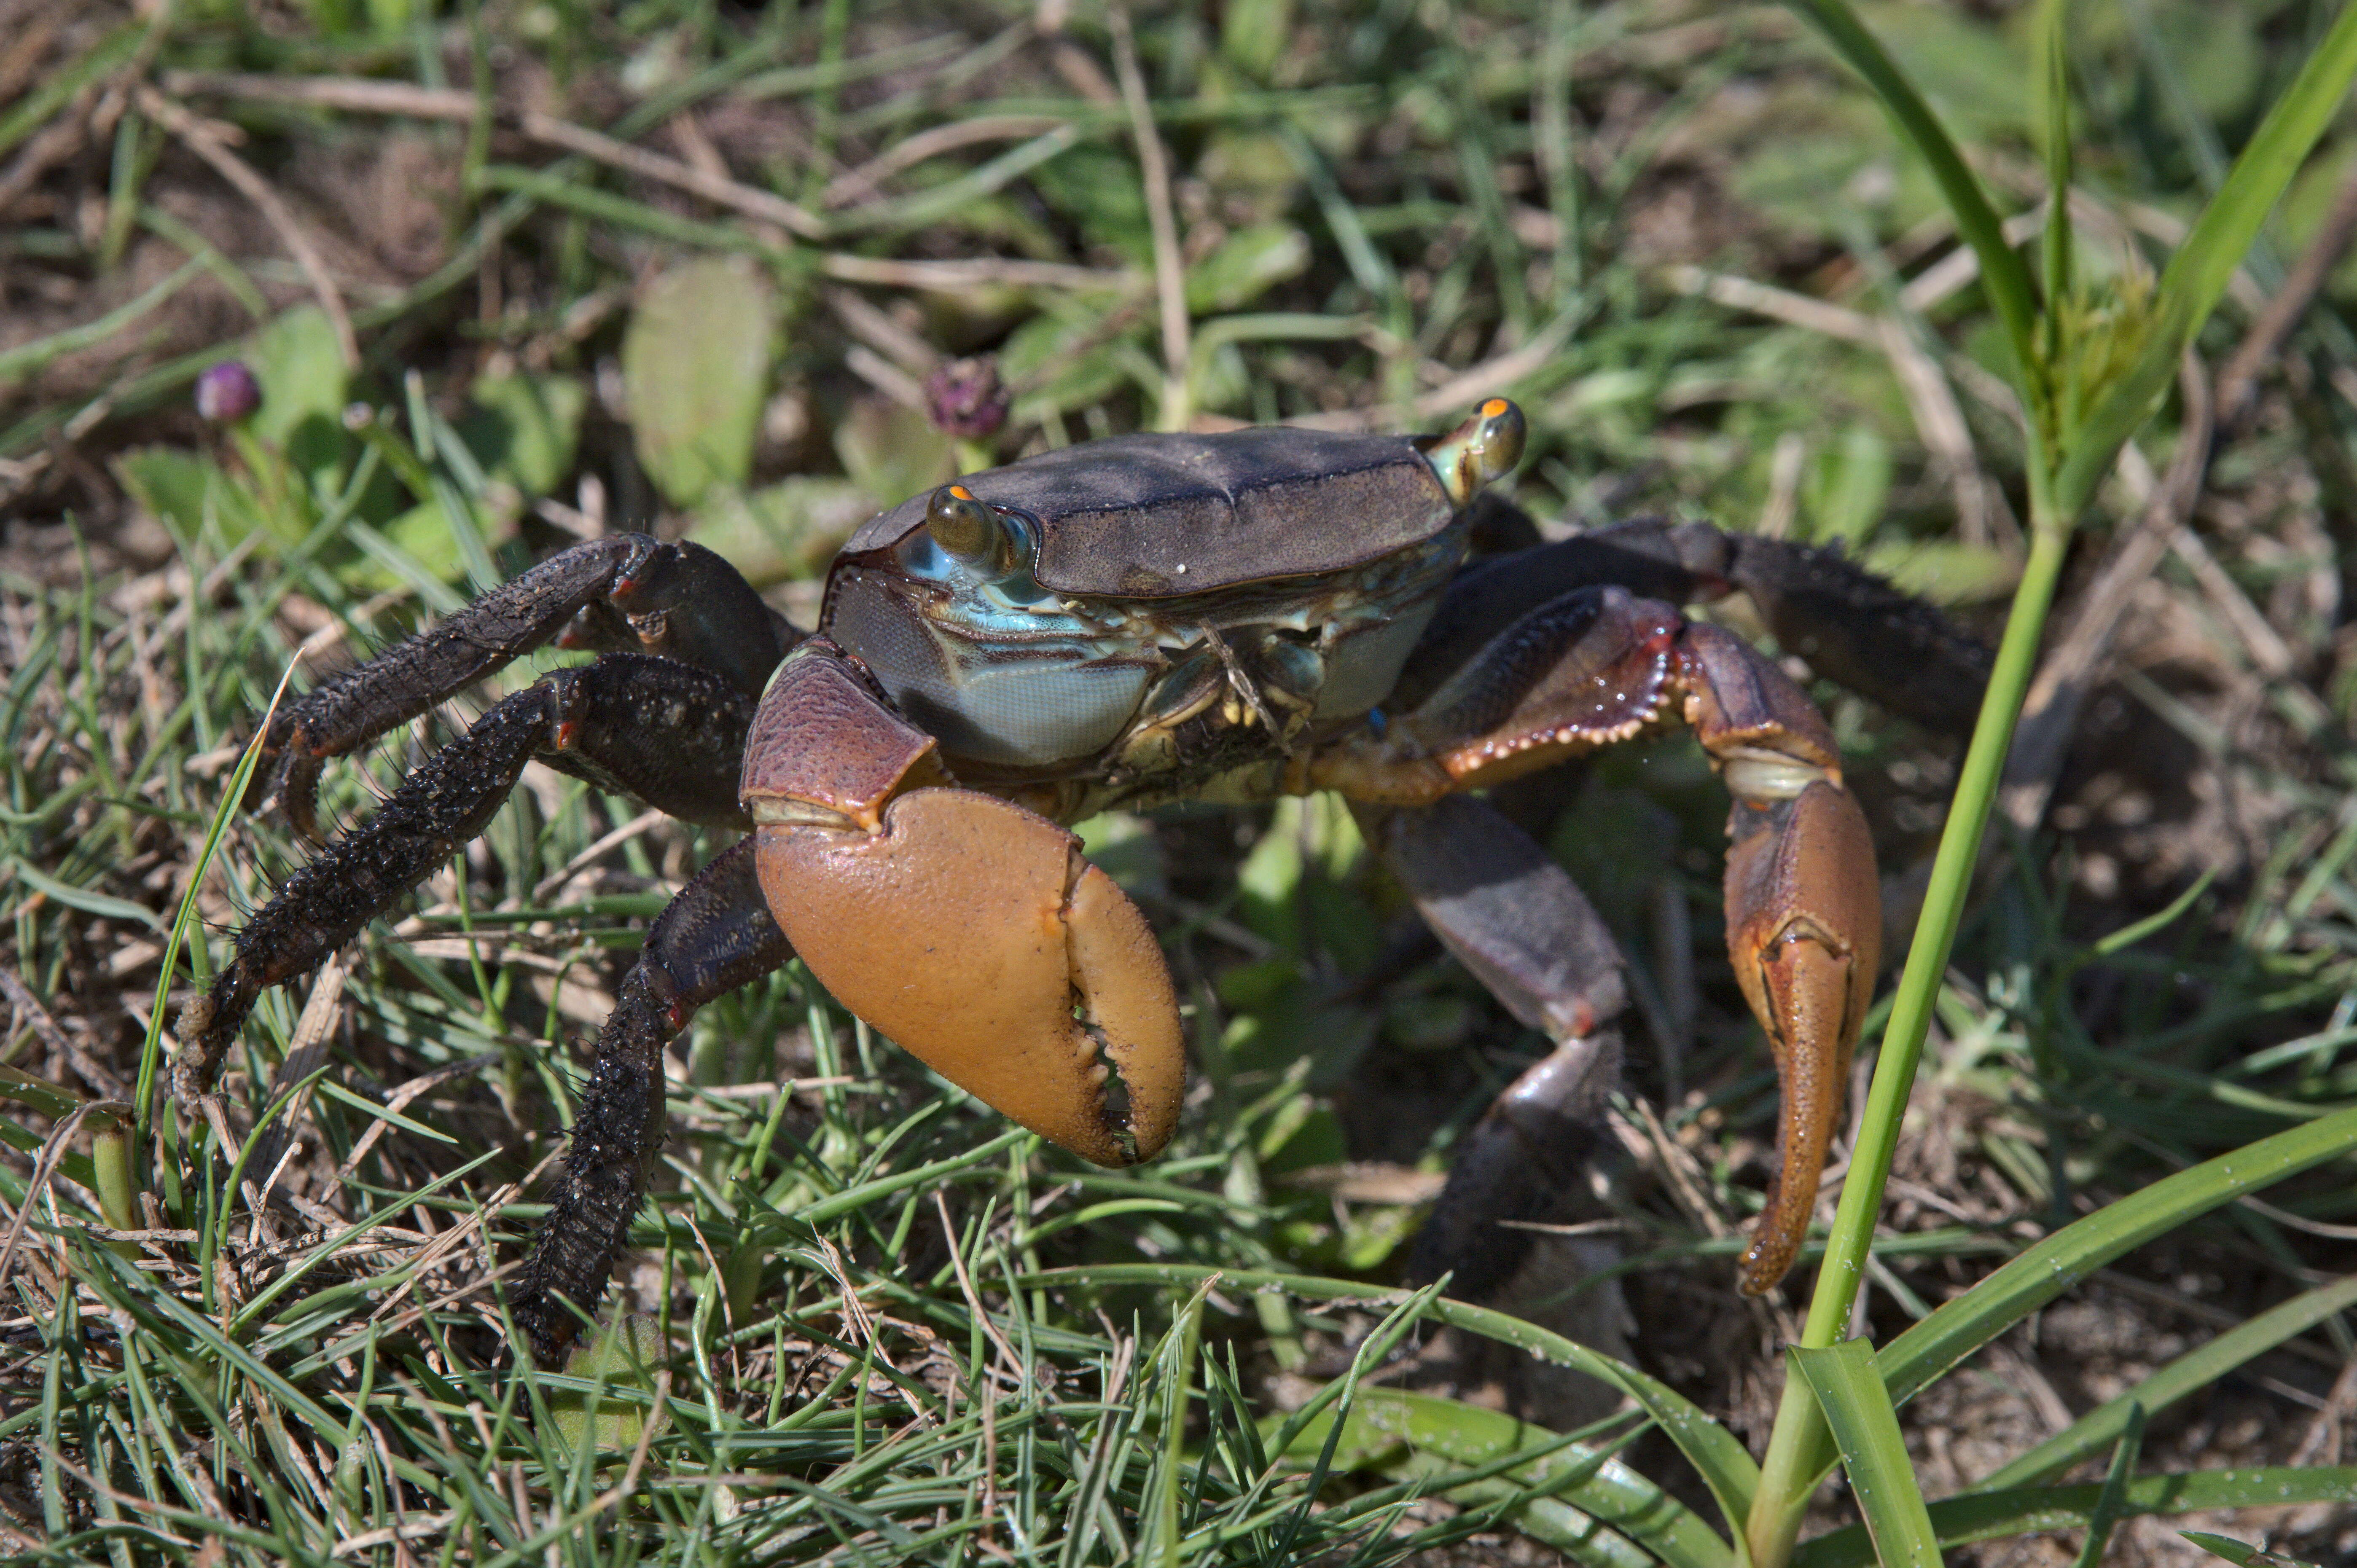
925,356 -> 1010,441
195,361 -> 261,423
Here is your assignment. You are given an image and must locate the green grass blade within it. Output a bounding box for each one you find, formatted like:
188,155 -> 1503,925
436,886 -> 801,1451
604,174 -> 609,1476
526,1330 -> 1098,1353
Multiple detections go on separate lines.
2053,0 -> 2357,516
1760,1101 -> 2357,1557
1783,0 -> 2038,383
2071,1404 -> 2146,1568
2032,0 -> 2073,317
1793,1469 -> 2357,1568
1974,1272 -> 2357,1491
2181,1530 -> 2328,1568
1879,1104 -> 2357,1405
1273,1388 -> 1733,1568
1790,1340 -> 1945,1568
1027,1262 -> 1761,1530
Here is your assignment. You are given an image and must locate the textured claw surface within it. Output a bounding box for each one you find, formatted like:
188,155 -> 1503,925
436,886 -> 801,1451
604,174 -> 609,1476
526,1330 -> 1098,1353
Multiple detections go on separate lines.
755,789 -> 1183,1166
1724,778 -> 1880,1294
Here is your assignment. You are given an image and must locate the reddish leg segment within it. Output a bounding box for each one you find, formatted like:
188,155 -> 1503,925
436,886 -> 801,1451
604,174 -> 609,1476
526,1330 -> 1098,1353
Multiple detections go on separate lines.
1320,588 -> 1880,1294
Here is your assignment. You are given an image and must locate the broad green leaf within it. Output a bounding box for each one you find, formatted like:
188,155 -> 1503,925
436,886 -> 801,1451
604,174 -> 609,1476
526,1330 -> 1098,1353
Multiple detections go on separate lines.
248,306 -> 352,486
1792,1340 -> 1944,1568
688,475 -> 875,586
1269,1387 -> 1733,1568
1221,0 -> 1294,78
2056,0 -> 2357,517
454,372 -> 588,497
622,256 -> 775,507
1802,424 -> 1892,546
831,397 -> 953,513
1860,538 -> 2017,604
113,448 -> 278,549
1185,223 -> 1312,313
1794,1469 -> 2357,1568
549,1313 -> 670,1455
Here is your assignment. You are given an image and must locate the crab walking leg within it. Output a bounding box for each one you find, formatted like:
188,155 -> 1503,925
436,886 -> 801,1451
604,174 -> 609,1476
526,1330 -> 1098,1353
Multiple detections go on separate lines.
176,655 -> 756,1100
254,535 -> 795,838
1358,796 -> 1631,1298
513,838 -> 793,1366
1315,588 -> 1879,1294
1395,520 -> 1990,735
742,639 -> 1185,1168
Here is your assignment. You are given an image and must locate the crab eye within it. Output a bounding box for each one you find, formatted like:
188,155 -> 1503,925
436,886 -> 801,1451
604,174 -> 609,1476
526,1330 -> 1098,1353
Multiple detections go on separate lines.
925,485 -> 1017,575
1423,397 -> 1528,507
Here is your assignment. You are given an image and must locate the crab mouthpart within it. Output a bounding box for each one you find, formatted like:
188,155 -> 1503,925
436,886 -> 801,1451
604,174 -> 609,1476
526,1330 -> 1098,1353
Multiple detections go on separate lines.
754,789 -> 1184,1167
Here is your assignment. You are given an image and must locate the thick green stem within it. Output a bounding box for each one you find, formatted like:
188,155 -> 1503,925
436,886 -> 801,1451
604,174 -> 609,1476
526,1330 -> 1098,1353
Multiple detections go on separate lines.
1745,511 -> 2074,1568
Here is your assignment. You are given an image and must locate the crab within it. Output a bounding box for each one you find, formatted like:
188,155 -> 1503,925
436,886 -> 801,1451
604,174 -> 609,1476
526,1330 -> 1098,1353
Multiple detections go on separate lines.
175,397 -> 1985,1366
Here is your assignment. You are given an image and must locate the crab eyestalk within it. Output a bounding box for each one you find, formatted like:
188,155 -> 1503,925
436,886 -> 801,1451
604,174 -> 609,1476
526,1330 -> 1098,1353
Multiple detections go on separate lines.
1421,397 -> 1527,508
925,484 -> 1024,578
742,639 -> 1185,1167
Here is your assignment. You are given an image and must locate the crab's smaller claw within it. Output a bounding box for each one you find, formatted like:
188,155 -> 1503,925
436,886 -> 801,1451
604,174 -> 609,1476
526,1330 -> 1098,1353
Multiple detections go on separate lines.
742,640 -> 1184,1168
1682,624 -> 1881,1294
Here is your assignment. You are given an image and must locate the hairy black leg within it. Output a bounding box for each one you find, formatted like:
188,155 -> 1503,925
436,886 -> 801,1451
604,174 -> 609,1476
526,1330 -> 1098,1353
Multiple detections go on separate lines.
1359,796 -> 1632,1298
1395,520 -> 1989,735
178,656 -> 756,1100
512,838 -> 792,1367
1710,531 -> 1991,736
532,654 -> 759,830
254,536 -> 796,836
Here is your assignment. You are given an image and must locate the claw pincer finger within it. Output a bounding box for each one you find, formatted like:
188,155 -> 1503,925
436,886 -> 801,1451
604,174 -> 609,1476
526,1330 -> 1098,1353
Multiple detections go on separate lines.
1682,624 -> 1880,1294
743,641 -> 1184,1168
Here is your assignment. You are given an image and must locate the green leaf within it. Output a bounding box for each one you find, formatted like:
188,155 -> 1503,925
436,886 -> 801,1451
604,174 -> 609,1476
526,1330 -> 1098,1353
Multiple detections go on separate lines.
2032,0 -> 2073,317
548,1313 -> 670,1455
1185,223 -> 1312,313
1879,1103 -> 2357,1408
1270,1388 -> 1733,1568
2070,1404 -> 2143,1568
1791,1340 -> 1945,1568
247,306 -> 353,486
1769,1101 -> 2357,1556
621,255 -> 776,507
1794,1469 -> 2357,1568
1973,1272 -> 2357,1491
831,397 -> 953,513
2181,1530 -> 2327,1568
453,372 -> 587,498
113,448 -> 277,549
687,475 -> 876,586
11,858 -> 167,934
1785,0 -> 2039,387
1025,1262 -> 1763,1530
2055,0 -> 2357,517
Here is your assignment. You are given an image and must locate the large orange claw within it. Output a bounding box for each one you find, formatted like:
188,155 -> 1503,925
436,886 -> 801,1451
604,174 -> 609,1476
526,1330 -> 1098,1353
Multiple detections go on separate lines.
755,790 -> 1183,1167
1722,778 -> 1879,1294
